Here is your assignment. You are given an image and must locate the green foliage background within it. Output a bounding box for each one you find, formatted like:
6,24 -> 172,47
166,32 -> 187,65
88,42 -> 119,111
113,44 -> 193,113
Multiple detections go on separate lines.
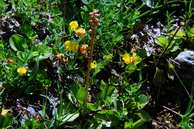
0,0 -> 193,129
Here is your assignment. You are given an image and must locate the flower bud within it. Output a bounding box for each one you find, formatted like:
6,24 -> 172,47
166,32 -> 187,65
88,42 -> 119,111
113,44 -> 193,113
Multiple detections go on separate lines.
80,44 -> 88,54
6,59 -> 14,64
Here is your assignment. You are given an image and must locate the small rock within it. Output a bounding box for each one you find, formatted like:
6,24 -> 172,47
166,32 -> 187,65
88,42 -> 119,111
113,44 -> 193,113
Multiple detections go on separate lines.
27,106 -> 36,116
174,50 -> 194,80
175,51 -> 194,67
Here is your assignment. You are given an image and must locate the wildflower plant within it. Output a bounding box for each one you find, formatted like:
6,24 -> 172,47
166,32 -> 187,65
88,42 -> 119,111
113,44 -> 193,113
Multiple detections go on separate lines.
0,0 -> 192,129
85,10 -> 100,88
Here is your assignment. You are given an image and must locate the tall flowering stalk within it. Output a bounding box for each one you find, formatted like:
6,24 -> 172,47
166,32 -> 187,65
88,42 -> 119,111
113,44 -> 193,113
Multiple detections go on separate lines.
85,10 -> 100,90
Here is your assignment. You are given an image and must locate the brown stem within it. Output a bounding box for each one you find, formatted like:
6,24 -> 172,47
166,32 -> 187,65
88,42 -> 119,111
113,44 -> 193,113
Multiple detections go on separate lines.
85,28 -> 96,89
84,10 -> 100,103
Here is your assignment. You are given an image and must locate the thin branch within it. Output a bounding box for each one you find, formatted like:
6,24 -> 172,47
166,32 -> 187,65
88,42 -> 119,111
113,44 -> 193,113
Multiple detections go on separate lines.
160,26 -> 181,57
163,105 -> 180,116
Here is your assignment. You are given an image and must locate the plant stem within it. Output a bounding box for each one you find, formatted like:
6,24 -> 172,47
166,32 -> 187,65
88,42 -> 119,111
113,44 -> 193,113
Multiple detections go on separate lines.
160,26 -> 181,57
163,106 -> 180,116
85,29 -> 95,89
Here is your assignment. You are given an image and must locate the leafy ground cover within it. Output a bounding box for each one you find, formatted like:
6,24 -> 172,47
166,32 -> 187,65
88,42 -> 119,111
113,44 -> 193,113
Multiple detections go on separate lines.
0,0 -> 194,129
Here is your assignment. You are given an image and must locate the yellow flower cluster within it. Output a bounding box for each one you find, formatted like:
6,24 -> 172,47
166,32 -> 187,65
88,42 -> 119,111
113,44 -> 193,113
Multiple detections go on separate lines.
17,67 -> 28,76
69,21 -> 86,37
121,53 -> 139,65
64,40 -> 79,52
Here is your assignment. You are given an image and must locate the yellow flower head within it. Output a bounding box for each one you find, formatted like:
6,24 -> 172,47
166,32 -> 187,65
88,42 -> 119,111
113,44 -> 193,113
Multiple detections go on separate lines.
17,67 -> 28,76
64,40 -> 71,48
64,40 -> 79,52
90,61 -> 97,69
0,108 -> 10,117
69,21 -> 79,31
75,27 -> 86,37
121,53 -> 138,65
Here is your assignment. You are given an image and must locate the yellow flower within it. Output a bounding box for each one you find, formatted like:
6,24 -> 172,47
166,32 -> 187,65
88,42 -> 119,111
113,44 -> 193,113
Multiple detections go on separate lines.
64,40 -> 79,52
17,67 -> 28,76
75,27 -> 86,37
121,53 -> 138,64
0,108 -> 10,117
90,61 -> 97,69
69,21 -> 79,31
64,40 -> 71,49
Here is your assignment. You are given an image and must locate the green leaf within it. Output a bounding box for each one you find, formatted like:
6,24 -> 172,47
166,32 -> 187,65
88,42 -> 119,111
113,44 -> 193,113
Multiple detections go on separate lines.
156,36 -> 169,48
189,26 -> 194,34
29,59 -> 39,81
62,113 -> 79,122
136,111 -> 151,121
16,51 -> 32,63
92,59 -> 112,77
99,81 -> 115,102
97,109 -> 114,115
71,85 -> 87,105
187,26 -> 194,37
125,64 -> 137,73
124,120 -> 134,129
9,34 -> 24,51
170,30 -> 186,37
124,112 -> 151,129
127,81 -> 144,95
0,0 -> 8,13
135,94 -> 149,109
96,109 -> 124,121
0,116 -> 13,128
21,120 -> 42,129
86,103 -> 100,111
32,44 -> 52,61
